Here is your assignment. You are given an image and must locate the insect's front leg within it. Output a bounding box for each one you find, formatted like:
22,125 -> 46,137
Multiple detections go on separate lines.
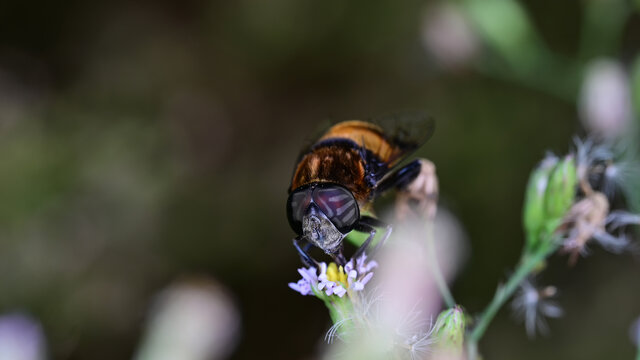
331,250 -> 348,267
352,216 -> 392,259
293,237 -> 319,267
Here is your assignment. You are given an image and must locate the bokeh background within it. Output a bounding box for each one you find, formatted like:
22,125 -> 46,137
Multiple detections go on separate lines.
1,0 -> 640,359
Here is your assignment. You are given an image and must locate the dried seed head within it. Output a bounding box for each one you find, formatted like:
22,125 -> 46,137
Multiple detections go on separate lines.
511,277 -> 563,338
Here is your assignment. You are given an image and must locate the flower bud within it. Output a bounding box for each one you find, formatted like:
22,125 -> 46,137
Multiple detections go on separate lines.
579,59 -> 632,139
544,155 -> 577,221
523,155 -> 577,253
523,156 -> 557,249
421,3 -> 479,69
434,306 -> 466,350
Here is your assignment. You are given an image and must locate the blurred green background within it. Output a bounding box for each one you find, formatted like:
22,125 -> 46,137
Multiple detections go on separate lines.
1,0 -> 640,359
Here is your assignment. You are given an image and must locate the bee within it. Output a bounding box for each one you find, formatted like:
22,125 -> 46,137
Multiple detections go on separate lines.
286,115 -> 435,266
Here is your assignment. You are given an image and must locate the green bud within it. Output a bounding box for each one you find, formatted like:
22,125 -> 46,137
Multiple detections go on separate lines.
544,155 -> 577,220
523,155 -> 578,254
523,156 -> 557,249
434,306 -> 466,350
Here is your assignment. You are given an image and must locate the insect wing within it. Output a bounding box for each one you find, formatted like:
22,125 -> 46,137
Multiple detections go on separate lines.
370,111 -> 435,168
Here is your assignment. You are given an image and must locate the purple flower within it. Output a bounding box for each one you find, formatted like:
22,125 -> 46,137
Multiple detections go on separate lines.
0,312 -> 47,360
318,263 -> 348,298
345,254 -> 378,292
288,266 -> 318,296
289,254 -> 379,298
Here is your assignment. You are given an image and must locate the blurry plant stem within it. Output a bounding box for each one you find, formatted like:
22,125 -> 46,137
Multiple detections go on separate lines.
578,0 -> 630,61
425,222 -> 456,308
475,58 -> 581,104
467,242 -> 557,360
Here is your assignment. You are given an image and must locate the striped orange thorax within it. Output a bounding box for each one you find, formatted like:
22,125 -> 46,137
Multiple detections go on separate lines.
290,120 -> 403,204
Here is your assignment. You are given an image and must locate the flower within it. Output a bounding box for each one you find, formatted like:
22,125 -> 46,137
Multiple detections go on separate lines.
0,313 -> 47,360
556,138 -> 640,263
421,3 -> 479,69
510,277 -> 563,337
318,263 -> 348,298
134,279 -> 240,360
574,137 -> 640,199
344,253 -> 378,291
579,59 -> 633,140
288,266 -> 318,296
630,316 -> 640,347
289,254 -> 379,298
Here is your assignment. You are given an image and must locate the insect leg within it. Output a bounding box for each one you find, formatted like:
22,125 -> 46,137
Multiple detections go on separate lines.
333,250 -> 348,267
359,215 -> 388,228
352,219 -> 392,259
359,216 -> 393,254
293,237 -> 319,267
374,159 -> 423,196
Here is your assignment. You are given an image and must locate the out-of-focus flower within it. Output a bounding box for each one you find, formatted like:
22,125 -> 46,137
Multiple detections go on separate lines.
319,208 -> 466,359
510,277 -> 563,337
630,316 -> 640,347
574,136 -> 640,201
579,59 -> 633,140
557,138 -> 640,263
421,3 -> 479,69
561,192 -> 612,259
607,210 -> 640,230
134,278 -> 240,360
0,312 -> 47,360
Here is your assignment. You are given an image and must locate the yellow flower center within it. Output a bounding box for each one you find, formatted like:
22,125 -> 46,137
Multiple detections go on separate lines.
326,262 -> 348,285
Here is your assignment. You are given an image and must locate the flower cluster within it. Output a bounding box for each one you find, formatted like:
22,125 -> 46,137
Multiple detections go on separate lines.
522,137 -> 640,262
558,138 -> 640,262
511,136 -> 640,338
288,254 -> 378,298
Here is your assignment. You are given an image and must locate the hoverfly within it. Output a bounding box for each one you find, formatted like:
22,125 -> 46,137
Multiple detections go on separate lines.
286,114 -> 435,266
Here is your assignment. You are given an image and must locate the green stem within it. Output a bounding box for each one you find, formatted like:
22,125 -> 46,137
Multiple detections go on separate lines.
467,244 -> 556,357
425,223 -> 456,308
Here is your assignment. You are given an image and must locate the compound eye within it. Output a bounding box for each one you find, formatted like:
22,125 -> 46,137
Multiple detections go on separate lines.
313,185 -> 359,233
287,188 -> 312,234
